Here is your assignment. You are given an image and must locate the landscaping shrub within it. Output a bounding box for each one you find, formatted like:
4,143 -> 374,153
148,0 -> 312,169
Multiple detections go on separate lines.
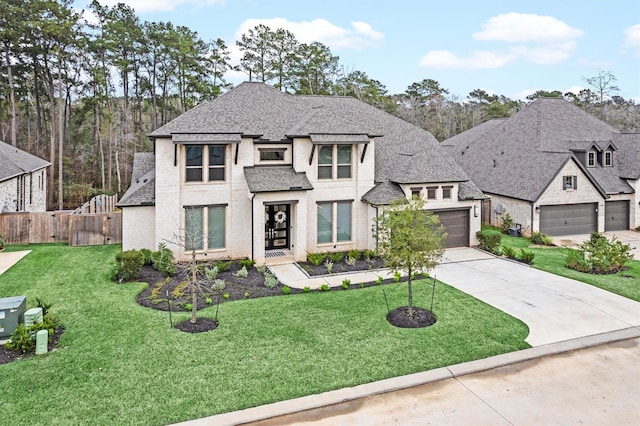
5,315 -> 58,354
476,229 -> 502,253
566,233 -> 634,274
320,284 -> 330,291
499,213 -> 513,234
264,272 -> 278,289
239,258 -> 256,269
519,249 -> 535,264
307,252 -> 325,266
325,259 -> 333,274
502,246 -> 517,259
530,231 -> 553,246
151,244 -> 175,276
345,255 -> 357,266
341,279 -> 351,289
214,260 -> 232,273
282,285 -> 291,295
234,265 -> 248,278
347,250 -> 361,261
113,249 -> 144,281
363,249 -> 376,262
328,251 -> 344,263
140,248 -> 153,265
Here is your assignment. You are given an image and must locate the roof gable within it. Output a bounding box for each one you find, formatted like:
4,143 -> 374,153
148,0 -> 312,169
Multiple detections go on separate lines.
0,140 -> 50,182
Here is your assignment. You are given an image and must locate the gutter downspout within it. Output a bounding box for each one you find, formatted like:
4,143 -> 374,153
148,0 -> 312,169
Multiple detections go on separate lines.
251,192 -> 255,261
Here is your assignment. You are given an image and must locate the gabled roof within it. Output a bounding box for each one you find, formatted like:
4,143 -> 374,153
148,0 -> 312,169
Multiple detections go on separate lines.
0,140 -> 50,182
244,166 -> 313,193
443,98 -> 634,201
150,82 -> 482,204
117,153 -> 155,207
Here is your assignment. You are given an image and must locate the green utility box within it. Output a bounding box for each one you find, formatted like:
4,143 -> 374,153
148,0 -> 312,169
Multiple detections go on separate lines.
0,296 -> 27,338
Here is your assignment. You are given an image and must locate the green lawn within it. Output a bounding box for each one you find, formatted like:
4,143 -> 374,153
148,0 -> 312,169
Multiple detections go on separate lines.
0,244 -> 529,425
499,233 -> 640,302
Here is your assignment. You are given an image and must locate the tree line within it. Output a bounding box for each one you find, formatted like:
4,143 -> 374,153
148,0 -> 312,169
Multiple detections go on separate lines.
1,0 -> 638,209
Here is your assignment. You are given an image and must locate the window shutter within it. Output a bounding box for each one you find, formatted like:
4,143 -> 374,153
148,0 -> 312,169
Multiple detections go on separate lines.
573,175 -> 578,190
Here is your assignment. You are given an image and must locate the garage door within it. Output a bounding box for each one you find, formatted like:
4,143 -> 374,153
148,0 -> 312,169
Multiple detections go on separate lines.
433,209 -> 469,248
539,203 -> 597,236
605,201 -> 629,231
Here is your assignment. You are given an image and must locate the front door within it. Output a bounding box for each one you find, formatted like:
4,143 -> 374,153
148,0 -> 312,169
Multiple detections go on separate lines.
265,204 -> 290,250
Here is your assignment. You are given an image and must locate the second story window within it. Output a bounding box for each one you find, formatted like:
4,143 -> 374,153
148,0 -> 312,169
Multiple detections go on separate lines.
318,145 -> 352,180
186,145 -> 226,182
442,186 -> 453,199
426,186 -> 437,200
563,175 -> 577,190
259,148 -> 285,161
604,150 -> 613,167
587,151 -> 596,167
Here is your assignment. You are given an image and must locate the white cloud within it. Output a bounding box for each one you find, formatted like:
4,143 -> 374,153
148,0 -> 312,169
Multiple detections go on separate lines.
234,17 -> 383,50
95,0 -> 223,13
625,24 -> 640,46
419,50 -> 515,69
473,13 -> 583,43
421,13 -> 583,70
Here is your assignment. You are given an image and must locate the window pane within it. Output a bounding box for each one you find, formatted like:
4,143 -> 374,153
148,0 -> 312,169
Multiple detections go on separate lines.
260,150 -> 285,161
186,146 -> 203,166
318,165 -> 332,179
185,207 -> 204,251
208,167 -> 224,181
208,206 -> 225,249
186,168 -> 203,182
317,203 -> 332,244
443,186 -> 452,199
337,145 -> 351,164
336,202 -> 351,242
427,187 -> 437,199
318,145 -> 332,165
209,145 -> 225,165
337,165 -> 351,178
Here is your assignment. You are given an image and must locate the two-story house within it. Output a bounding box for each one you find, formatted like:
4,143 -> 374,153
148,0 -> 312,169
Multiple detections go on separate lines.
118,82 -> 485,263
0,140 -> 50,213
443,98 -> 640,236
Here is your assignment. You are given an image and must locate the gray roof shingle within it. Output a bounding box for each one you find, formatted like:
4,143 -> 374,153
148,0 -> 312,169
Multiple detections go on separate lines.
118,153 -> 155,206
244,166 -> 313,193
0,140 -> 50,182
613,133 -> 640,179
443,98 -> 637,201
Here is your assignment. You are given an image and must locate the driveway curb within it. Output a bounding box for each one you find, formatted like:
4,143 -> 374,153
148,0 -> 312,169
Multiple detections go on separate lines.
174,327 -> 640,426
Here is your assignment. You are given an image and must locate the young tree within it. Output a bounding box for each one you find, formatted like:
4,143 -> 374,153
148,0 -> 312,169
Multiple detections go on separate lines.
374,198 -> 447,316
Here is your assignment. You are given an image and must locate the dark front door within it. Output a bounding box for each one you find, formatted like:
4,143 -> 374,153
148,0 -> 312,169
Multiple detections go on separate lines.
265,204 -> 290,250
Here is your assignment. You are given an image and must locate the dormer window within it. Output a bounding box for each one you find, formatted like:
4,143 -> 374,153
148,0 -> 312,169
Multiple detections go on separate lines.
587,151 -> 596,167
259,148 -> 286,161
604,150 -> 613,167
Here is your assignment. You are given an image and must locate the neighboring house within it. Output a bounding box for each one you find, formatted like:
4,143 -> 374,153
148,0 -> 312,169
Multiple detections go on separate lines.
443,98 -> 640,236
0,140 -> 50,213
119,82 -> 485,263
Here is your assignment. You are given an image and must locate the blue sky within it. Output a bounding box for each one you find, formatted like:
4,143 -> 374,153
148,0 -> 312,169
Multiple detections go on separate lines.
80,0 -> 640,101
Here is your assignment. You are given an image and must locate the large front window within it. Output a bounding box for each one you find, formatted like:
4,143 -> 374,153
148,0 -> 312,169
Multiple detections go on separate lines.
317,201 -> 352,244
184,205 -> 226,251
318,145 -> 352,179
185,145 -> 226,182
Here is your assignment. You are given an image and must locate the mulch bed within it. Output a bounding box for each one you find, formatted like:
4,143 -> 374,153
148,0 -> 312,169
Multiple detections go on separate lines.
298,257 -> 386,276
387,306 -> 437,328
0,326 -> 64,365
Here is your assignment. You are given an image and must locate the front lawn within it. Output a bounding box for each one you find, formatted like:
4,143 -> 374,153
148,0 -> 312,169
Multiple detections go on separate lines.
0,244 -> 529,425
499,233 -> 640,302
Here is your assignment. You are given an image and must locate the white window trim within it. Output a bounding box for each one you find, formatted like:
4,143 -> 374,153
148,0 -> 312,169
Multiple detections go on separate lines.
587,151 -> 596,167
316,200 -> 353,245
604,150 -> 613,167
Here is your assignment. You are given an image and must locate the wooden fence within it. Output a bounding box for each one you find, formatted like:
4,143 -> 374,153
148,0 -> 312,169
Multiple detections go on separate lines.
0,211 -> 121,246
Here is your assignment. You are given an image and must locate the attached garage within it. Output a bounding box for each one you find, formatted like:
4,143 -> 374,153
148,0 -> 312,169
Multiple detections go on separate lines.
433,209 -> 470,248
605,200 -> 629,231
539,203 -> 597,236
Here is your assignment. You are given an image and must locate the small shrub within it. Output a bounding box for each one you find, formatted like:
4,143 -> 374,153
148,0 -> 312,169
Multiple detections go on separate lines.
282,285 -> 291,295
205,266 -> 218,280
325,259 -> 333,274
359,282 -> 365,289
499,213 -> 513,234
307,252 -> 325,266
566,233 -> 634,274
234,265 -> 248,278
215,260 -> 232,273
502,246 -> 517,259
172,281 -> 189,298
185,303 -> 193,311
530,231 -> 553,246
205,297 -> 212,305
151,244 -> 175,276
256,264 -> 267,274
492,245 -> 503,256
264,272 -> 278,289
113,250 -> 144,282
328,251 -> 344,263
345,256 -> 357,266
476,229 -> 502,252
303,286 -> 311,293
5,324 -> 34,353
223,293 -> 229,299
239,258 -> 256,269
35,297 -> 53,317
320,284 -> 330,292
347,250 -> 361,261
140,248 -> 153,265
341,278 -> 351,289
244,292 -> 250,298
519,249 -> 535,264
393,272 -> 401,282
375,276 -> 383,286
211,279 -> 225,292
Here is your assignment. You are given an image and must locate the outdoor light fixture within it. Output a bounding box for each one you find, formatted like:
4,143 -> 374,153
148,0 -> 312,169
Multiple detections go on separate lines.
535,206 -> 540,213
474,205 -> 479,217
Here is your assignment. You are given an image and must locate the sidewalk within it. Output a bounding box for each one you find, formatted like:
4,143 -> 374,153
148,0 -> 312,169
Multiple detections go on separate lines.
0,250 -> 31,275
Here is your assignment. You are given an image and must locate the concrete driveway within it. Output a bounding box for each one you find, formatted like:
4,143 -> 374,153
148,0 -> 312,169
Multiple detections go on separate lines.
435,248 -> 640,346
551,230 -> 640,258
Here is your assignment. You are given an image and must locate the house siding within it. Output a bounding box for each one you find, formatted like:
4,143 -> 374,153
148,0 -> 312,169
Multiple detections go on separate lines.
122,206 -> 156,250
487,194 -> 533,236
0,169 -> 47,213
534,160 -> 604,233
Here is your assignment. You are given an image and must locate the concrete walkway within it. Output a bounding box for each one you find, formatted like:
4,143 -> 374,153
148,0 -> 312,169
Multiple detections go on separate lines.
0,250 -> 31,275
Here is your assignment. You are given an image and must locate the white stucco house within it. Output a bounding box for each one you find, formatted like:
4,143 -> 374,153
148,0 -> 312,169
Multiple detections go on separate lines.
118,82 -> 485,263
0,140 -> 50,213
443,98 -> 640,236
